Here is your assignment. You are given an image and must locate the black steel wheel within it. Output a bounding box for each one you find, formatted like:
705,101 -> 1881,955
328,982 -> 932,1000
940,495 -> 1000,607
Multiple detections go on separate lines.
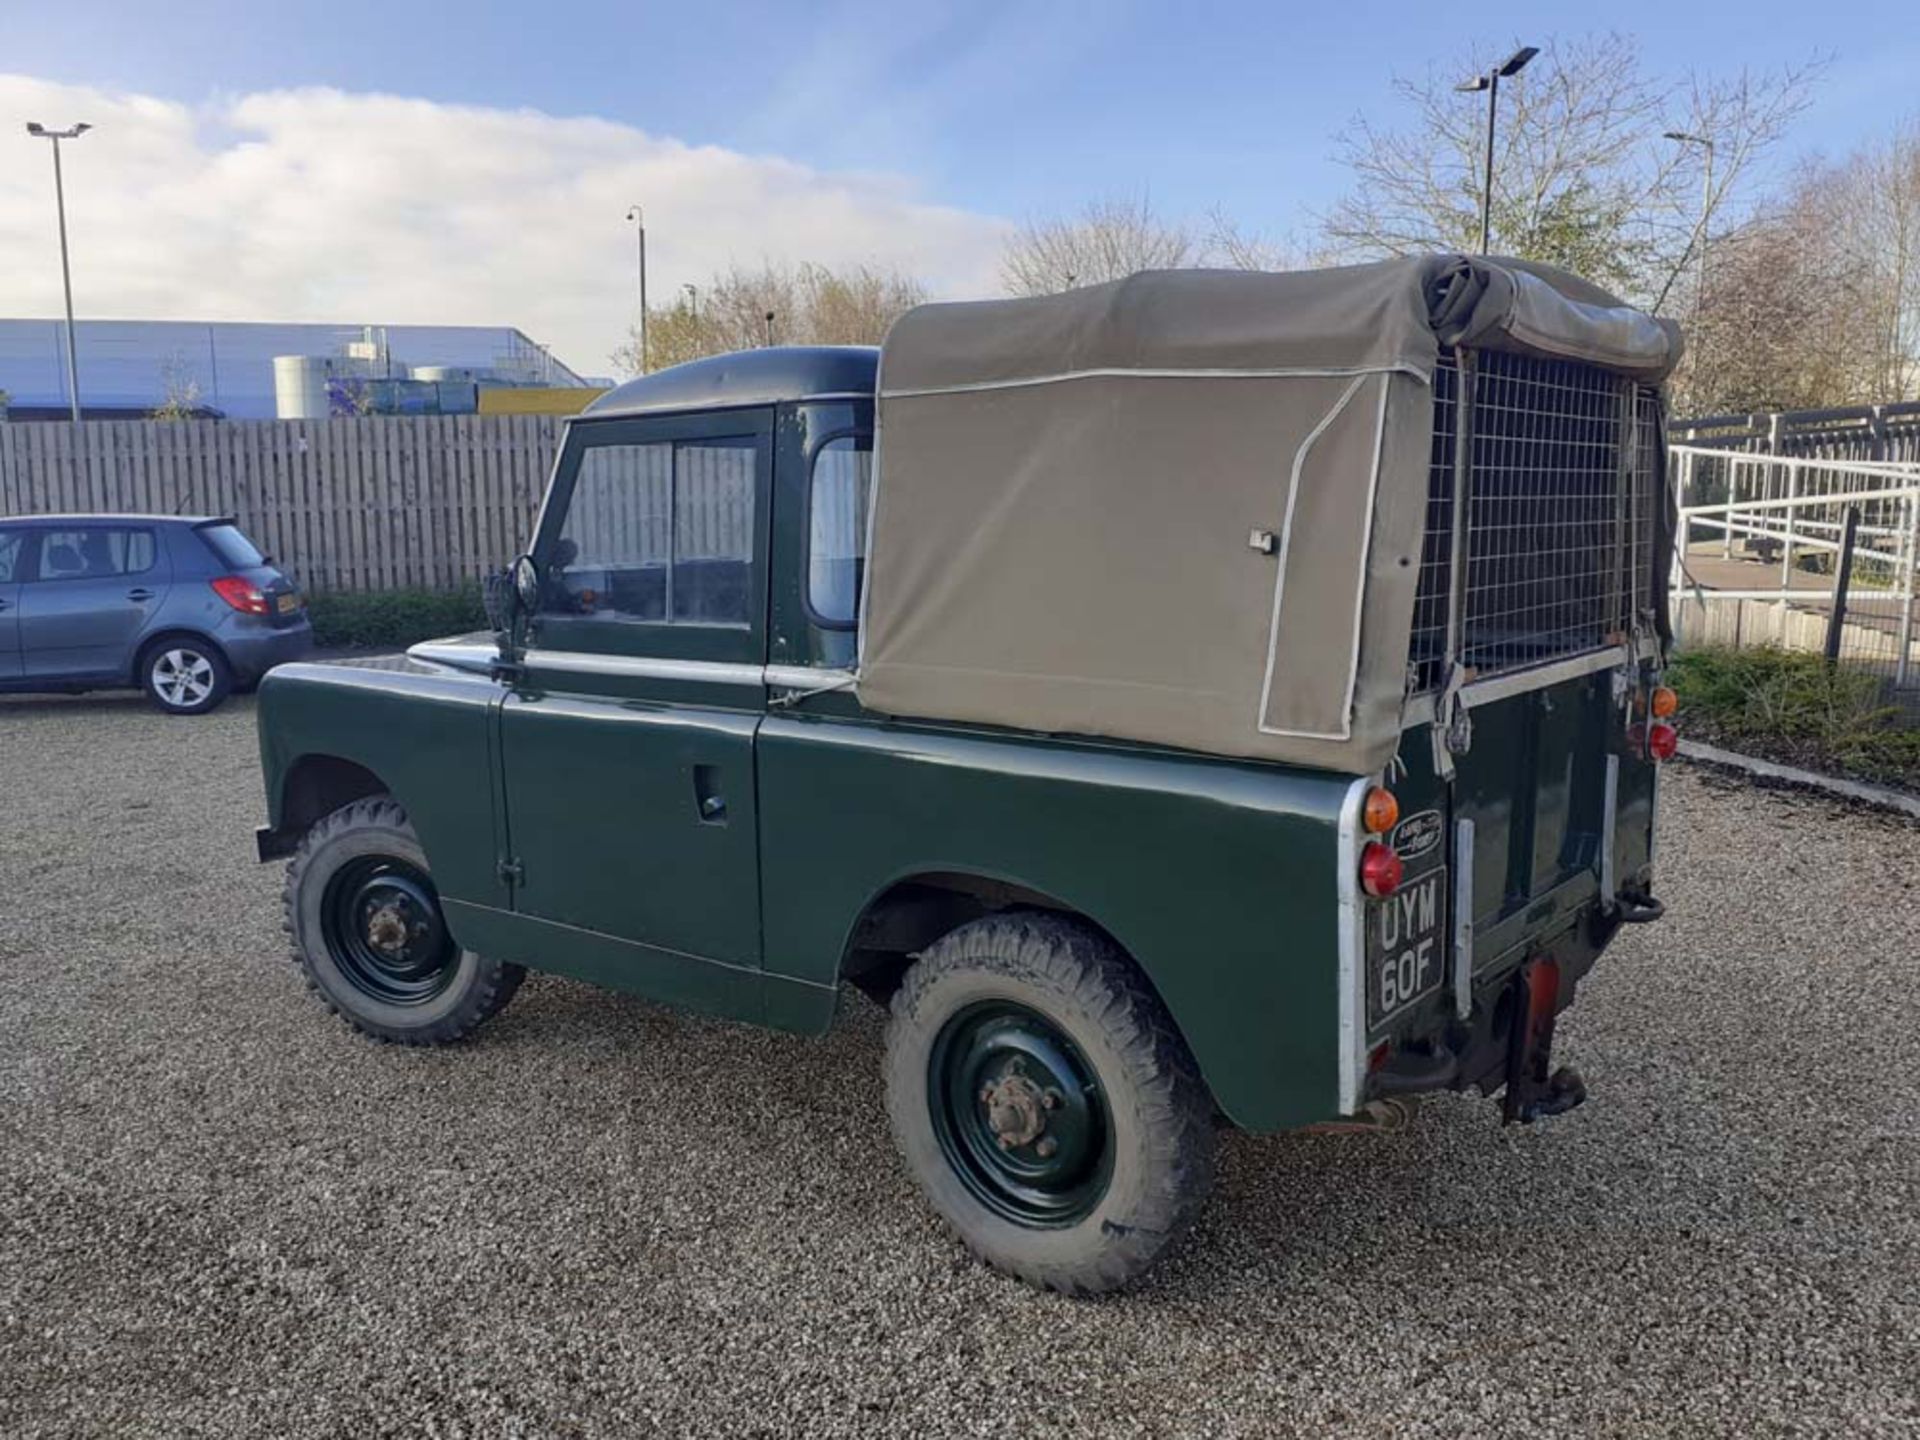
885,913 -> 1215,1295
319,856 -> 460,1007
928,1000 -> 1113,1227
285,796 -> 523,1044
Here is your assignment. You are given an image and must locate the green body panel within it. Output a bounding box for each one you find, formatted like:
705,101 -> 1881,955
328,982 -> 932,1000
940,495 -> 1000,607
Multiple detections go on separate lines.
499,691 -> 762,965
256,661 -> 508,914
756,714 -> 1351,1131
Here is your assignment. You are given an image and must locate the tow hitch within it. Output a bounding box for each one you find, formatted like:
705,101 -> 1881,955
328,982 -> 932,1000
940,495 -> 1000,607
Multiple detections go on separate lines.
1502,955 -> 1588,1124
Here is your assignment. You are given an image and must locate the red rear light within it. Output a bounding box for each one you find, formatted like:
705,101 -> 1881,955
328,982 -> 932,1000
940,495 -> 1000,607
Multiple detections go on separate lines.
210,575 -> 269,616
1360,841 -> 1403,899
1647,722 -> 1679,761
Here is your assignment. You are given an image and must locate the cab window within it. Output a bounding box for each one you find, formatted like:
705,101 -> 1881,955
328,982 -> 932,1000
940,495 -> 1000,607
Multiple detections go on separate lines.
544,436 -> 757,629
807,436 -> 872,628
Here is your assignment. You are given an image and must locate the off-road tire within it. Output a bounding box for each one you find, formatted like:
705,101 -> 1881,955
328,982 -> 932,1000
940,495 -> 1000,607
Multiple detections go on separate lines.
885,912 -> 1215,1295
284,797 -> 524,1044
139,636 -> 232,716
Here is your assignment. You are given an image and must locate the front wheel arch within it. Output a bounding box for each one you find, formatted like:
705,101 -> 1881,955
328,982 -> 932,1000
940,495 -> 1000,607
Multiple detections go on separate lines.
273,754 -> 390,850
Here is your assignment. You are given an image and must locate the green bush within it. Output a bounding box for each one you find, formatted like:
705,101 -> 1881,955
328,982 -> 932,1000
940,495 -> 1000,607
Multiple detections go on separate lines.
1667,645 -> 1920,788
306,587 -> 489,649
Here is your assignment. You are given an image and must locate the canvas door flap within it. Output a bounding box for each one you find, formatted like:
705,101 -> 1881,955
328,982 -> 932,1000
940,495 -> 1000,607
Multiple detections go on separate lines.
1257,372 -> 1389,740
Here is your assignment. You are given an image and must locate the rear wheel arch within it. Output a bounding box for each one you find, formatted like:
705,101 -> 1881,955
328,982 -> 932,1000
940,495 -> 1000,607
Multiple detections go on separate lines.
131,627 -> 228,685
838,871 -> 1206,1099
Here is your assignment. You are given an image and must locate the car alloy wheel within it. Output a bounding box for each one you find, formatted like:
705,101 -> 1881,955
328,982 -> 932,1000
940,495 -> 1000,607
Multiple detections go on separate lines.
151,647 -> 216,709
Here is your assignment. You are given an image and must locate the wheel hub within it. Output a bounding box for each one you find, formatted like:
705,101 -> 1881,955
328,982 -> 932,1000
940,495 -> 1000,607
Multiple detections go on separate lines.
365,903 -> 412,955
929,1001 -> 1112,1227
320,858 -> 458,1005
979,1063 -> 1050,1151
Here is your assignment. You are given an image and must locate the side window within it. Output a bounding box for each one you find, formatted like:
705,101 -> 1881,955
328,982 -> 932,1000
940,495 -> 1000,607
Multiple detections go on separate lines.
544,443 -> 672,620
545,436 -> 757,629
0,532 -> 21,583
807,436 -> 873,627
35,528 -> 154,581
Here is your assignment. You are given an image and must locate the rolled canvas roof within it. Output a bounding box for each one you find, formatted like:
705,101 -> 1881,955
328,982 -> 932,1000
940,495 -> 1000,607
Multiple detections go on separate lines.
857,255 -> 1677,773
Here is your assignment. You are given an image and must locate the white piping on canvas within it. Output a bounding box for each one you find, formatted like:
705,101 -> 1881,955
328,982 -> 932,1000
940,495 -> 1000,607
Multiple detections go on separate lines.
878,361 -> 1428,401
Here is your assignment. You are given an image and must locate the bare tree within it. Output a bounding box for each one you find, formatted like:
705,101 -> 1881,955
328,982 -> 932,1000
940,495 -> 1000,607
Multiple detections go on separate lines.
614,261 -> 926,374
999,196 -> 1197,296
1323,34 -> 1821,310
1679,120 -> 1920,413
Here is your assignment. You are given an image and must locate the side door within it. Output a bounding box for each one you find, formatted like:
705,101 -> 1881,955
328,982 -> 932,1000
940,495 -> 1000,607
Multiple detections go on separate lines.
16,524 -> 172,680
499,409 -> 772,981
0,529 -> 25,680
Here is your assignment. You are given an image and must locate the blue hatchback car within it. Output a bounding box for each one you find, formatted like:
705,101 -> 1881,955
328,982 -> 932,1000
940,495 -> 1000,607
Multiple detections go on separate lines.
0,514 -> 313,714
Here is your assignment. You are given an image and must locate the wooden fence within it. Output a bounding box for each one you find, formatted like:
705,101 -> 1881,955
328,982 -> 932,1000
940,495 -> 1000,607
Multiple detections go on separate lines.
0,416 -> 563,593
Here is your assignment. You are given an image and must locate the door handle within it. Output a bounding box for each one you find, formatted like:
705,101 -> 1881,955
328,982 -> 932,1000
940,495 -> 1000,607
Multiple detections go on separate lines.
0,597 -> 10,611
692,764 -> 727,824
127,588 -> 154,602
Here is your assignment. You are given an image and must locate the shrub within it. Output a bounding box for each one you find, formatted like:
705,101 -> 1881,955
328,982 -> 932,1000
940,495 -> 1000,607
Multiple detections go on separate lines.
1666,645 -> 1920,788
306,587 -> 489,649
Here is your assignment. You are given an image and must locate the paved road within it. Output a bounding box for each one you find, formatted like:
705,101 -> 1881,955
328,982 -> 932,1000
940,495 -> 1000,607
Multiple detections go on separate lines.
2,692 -> 1916,1438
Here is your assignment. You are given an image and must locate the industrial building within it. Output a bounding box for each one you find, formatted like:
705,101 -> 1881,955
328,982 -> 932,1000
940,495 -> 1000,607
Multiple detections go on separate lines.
0,319 -> 602,421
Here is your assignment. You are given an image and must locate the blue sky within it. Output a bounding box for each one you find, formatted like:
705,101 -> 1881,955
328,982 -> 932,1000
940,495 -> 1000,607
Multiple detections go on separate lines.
2,1 -> 1912,371
11,0 -> 1908,233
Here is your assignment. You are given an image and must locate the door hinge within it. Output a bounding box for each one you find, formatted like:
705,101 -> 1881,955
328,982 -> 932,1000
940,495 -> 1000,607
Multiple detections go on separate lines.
497,857 -> 525,887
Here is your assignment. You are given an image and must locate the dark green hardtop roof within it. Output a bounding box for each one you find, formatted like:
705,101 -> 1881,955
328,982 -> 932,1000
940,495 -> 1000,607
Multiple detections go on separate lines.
582,346 -> 878,420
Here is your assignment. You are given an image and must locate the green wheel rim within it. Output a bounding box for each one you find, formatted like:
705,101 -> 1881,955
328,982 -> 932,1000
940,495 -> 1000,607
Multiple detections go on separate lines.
927,1000 -> 1112,1227
319,855 -> 459,1006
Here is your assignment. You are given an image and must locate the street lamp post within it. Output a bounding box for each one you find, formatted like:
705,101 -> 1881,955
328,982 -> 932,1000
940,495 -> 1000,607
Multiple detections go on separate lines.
26,121 -> 92,422
1456,47 -> 1538,256
625,205 -> 648,372
1664,131 -> 1716,313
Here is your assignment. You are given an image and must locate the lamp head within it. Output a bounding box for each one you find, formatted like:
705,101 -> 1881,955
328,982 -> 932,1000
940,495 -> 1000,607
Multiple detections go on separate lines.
1497,46 -> 1540,78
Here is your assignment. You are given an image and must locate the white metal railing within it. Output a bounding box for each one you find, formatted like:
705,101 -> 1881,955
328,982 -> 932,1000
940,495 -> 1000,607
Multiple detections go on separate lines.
1669,444 -> 1920,686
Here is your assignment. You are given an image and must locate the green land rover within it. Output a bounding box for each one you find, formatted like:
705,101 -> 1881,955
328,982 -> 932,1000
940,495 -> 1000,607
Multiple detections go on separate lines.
255,255 -> 1681,1293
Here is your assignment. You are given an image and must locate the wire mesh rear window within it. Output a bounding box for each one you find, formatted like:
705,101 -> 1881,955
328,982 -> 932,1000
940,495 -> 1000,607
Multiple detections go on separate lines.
1408,350 -> 1663,693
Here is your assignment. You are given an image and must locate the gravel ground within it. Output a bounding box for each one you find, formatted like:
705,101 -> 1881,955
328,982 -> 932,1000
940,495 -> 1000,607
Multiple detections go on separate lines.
2,692 -> 1916,1439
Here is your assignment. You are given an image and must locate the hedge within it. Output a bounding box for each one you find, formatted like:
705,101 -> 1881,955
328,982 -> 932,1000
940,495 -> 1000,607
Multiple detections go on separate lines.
306,587 -> 489,649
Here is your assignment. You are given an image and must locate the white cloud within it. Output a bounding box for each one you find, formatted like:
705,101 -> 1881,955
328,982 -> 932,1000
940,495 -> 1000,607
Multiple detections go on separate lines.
0,74 -> 1010,375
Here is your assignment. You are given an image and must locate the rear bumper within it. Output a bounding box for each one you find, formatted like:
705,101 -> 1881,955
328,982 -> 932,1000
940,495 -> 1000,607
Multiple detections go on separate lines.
1362,877 -> 1660,1108
223,618 -> 314,681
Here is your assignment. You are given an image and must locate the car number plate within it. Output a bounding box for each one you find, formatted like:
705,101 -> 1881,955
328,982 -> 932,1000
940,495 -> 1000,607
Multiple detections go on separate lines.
276,593 -> 302,614
1365,863 -> 1447,1031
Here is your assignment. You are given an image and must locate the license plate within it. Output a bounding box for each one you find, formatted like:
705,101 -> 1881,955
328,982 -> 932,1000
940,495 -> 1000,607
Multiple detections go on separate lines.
1365,864 -> 1447,1031
276,592 -> 302,615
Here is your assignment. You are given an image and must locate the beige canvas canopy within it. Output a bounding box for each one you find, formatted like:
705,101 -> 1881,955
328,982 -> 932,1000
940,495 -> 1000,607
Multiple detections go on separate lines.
855,255 -> 1680,774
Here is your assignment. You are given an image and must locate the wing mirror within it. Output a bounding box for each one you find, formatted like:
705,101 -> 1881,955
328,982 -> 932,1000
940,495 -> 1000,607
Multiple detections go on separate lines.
482,553 -> 541,636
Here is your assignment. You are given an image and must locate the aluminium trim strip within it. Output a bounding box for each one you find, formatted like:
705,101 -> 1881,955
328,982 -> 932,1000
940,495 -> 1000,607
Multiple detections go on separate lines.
1335,775 -> 1371,1116
1400,640 -> 1654,729
489,649 -> 860,693
1600,754 -> 1620,907
1452,818 -> 1475,1018
521,650 -> 766,686
880,361 -> 1430,402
